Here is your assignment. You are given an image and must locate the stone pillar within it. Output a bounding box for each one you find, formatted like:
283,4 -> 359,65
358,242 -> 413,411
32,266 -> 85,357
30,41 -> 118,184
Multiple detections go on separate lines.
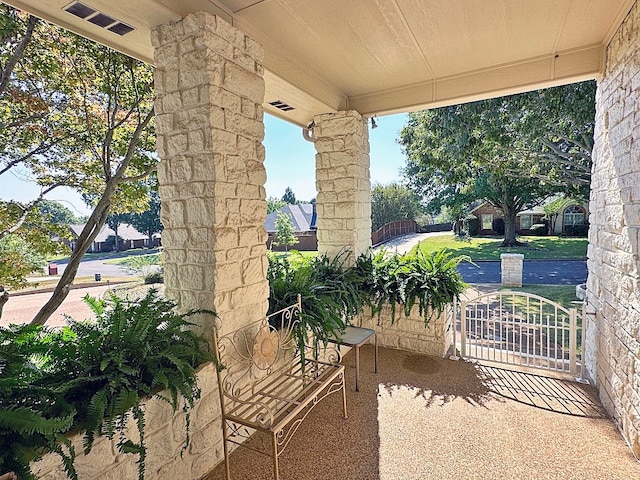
314,111 -> 371,260
587,0 -> 640,458
152,11 -> 269,337
500,253 -> 523,287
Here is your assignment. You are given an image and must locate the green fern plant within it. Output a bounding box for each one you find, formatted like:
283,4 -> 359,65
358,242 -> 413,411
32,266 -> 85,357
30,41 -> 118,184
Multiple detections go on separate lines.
0,324 -> 78,480
267,251 -> 367,360
364,248 -> 469,326
0,289 -> 215,480
54,289 -> 215,480
267,248 -> 469,347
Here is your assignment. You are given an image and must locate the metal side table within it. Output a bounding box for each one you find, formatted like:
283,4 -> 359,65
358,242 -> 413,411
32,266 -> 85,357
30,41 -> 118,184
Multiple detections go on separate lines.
328,326 -> 378,391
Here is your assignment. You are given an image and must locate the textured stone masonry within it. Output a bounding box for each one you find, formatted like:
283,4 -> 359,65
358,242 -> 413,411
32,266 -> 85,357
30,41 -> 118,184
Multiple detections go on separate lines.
152,12 -> 269,339
32,364 -> 221,480
358,304 -> 453,358
587,0 -> 640,458
501,253 -> 524,287
32,12 -> 271,480
313,111 -> 372,260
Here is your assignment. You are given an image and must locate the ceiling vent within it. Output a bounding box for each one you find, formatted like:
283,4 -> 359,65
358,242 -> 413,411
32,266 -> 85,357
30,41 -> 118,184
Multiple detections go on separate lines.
268,100 -> 295,112
63,2 -> 135,36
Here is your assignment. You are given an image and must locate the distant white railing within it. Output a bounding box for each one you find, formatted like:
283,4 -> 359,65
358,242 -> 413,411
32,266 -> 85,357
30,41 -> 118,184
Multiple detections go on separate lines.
457,292 -> 585,378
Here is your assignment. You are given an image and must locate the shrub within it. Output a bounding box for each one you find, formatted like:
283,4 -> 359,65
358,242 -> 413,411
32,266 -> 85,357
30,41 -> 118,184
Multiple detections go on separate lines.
267,251 -> 365,358
564,224 -> 588,237
360,249 -> 469,324
528,223 -> 548,236
466,217 -> 480,236
267,248 -> 469,345
492,217 -> 505,235
144,270 -> 164,284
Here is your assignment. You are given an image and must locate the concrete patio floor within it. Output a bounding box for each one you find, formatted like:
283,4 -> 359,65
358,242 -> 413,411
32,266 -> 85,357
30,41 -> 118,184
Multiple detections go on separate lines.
204,346 -> 640,480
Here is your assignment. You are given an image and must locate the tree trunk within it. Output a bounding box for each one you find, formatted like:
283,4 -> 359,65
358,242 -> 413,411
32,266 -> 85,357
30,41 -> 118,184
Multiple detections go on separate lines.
148,230 -> 153,249
114,224 -> 119,252
0,286 -> 8,321
30,199 -> 112,325
501,208 -> 523,247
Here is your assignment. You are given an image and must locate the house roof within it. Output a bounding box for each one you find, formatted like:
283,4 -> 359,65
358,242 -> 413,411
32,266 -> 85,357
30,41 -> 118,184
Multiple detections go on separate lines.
69,223 -> 157,243
7,0 -> 634,127
264,204 -> 315,234
469,197 -> 585,217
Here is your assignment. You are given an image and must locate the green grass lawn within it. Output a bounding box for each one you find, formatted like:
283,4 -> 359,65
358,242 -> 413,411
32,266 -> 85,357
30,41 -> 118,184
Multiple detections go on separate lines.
412,234 -> 587,261
498,285 -> 581,311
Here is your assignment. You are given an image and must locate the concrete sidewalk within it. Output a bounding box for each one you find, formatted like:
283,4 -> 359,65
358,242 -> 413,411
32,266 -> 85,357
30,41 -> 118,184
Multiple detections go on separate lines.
375,231 -> 450,254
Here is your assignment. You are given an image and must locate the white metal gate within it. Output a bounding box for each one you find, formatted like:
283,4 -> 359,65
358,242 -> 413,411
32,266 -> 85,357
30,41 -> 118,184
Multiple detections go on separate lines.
455,291 -> 586,378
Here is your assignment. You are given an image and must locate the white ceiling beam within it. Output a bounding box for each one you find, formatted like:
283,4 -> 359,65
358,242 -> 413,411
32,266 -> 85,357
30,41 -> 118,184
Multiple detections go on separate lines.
349,44 -> 603,117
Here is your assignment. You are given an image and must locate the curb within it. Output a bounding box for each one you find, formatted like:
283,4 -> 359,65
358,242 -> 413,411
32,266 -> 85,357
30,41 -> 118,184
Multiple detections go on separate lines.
8,280 -> 136,297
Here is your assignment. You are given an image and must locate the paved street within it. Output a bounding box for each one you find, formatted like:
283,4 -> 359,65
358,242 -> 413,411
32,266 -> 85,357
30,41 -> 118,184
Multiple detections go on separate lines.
377,232 -> 588,285
51,258 -> 138,278
458,260 -> 588,285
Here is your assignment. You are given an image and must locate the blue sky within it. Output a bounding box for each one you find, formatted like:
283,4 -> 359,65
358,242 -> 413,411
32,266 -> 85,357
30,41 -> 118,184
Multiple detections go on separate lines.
0,112 -> 409,214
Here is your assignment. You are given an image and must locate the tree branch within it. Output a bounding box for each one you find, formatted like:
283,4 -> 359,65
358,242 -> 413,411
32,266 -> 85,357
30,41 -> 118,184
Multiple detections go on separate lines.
30,107 -> 155,326
0,15 -> 38,95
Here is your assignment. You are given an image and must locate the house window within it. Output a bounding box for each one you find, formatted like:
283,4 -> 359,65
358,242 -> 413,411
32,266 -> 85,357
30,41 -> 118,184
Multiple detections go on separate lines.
520,214 -> 533,230
481,214 -> 493,230
564,205 -> 585,227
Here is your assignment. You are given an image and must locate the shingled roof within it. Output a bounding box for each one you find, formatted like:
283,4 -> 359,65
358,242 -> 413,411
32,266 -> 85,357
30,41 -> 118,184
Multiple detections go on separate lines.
264,204 -> 316,233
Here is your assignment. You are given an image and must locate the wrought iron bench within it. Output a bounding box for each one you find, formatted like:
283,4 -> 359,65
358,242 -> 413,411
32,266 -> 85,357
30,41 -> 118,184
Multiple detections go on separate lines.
213,296 -> 347,480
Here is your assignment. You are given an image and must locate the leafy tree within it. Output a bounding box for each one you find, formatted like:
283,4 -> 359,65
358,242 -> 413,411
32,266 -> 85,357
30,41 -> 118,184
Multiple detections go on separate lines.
273,211 -> 298,251
0,234 -> 47,289
371,182 -> 422,231
35,200 -> 76,225
0,9 -> 83,241
526,82 -> 595,200
106,212 -> 130,253
400,82 -> 595,246
543,197 -> 564,234
128,180 -> 162,249
267,196 -> 286,214
27,24 -> 155,325
0,8 -> 156,324
282,187 -> 297,205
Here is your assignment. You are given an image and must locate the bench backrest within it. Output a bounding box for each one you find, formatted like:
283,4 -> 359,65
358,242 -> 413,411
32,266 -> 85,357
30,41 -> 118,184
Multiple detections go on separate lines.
212,297 -> 306,423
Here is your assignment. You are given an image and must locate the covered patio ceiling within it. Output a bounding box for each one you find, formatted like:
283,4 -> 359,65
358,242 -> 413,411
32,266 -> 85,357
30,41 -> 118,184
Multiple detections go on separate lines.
3,0 -> 635,126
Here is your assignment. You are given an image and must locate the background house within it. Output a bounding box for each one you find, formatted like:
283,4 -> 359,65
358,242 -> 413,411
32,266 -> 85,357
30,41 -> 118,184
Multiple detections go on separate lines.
265,204 -> 317,251
65,224 -> 161,252
469,197 -> 589,236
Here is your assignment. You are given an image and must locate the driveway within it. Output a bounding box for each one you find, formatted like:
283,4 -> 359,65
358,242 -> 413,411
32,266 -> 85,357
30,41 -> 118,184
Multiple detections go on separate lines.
1,285 -> 109,327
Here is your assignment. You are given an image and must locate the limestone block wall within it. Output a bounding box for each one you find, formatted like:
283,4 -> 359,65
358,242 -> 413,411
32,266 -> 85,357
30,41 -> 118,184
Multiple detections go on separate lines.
587,0 -> 640,457
314,111 -> 372,260
32,364 -> 221,480
501,253 -> 524,287
358,304 -> 453,358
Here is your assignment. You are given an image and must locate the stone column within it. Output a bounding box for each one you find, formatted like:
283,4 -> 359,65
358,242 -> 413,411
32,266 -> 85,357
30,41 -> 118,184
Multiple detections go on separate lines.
313,111 -> 372,260
500,253 -> 523,287
587,0 -> 640,458
152,12 -> 269,336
